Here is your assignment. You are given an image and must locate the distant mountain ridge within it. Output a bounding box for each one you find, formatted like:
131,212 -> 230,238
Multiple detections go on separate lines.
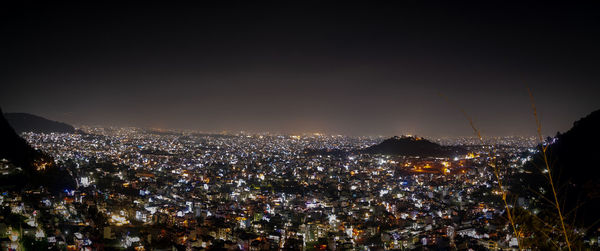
0,108 -> 75,192
4,112 -> 75,133
363,135 -> 467,157
0,109 -> 44,170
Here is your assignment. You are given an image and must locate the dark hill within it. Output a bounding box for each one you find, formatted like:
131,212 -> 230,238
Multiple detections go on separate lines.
363,136 -> 466,157
0,107 -> 75,192
516,109 -> 600,231
0,109 -> 45,171
4,112 -> 74,133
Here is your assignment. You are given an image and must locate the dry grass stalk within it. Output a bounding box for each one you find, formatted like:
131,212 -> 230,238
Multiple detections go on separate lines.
439,94 -> 521,249
527,87 -> 572,250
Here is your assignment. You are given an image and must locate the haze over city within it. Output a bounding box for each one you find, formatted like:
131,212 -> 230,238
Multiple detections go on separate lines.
2,2 -> 599,137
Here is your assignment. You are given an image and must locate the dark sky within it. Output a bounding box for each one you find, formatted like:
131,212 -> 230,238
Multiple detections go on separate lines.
1,2 -> 599,137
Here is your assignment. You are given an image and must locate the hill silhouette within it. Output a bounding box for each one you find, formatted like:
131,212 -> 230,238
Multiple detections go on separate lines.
363,136 -> 466,157
0,109 -> 46,171
516,109 -> 600,231
4,112 -> 74,133
0,107 -> 75,193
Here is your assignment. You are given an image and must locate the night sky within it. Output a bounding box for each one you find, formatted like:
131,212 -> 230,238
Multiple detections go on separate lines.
2,2 -> 599,137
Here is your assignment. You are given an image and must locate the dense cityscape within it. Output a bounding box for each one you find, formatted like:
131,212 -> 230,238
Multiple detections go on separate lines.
3,2 -> 600,251
1,127 -> 541,250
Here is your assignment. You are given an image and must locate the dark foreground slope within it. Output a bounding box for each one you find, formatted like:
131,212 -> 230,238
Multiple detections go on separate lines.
0,107 -> 75,192
363,136 -> 466,157
5,112 -> 75,133
516,109 -> 600,230
0,109 -> 46,171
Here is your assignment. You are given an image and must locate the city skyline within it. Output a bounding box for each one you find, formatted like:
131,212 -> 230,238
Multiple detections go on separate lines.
2,2 -> 600,249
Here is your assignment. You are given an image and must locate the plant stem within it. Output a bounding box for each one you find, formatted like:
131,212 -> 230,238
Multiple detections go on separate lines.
528,88 -> 571,251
